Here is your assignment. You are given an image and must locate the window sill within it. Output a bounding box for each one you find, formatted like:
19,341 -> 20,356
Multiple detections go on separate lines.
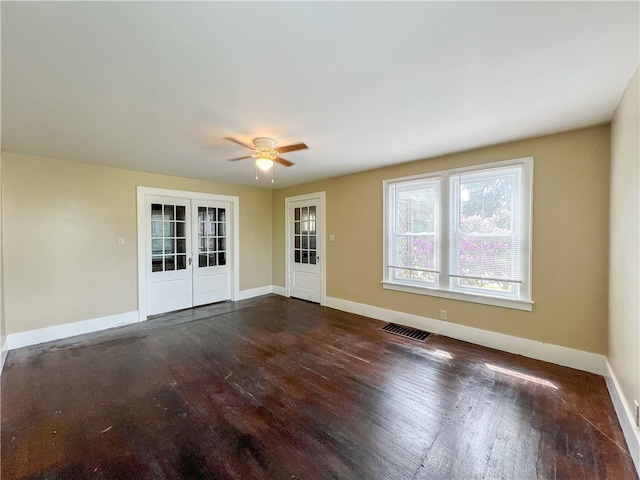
381,281 -> 533,311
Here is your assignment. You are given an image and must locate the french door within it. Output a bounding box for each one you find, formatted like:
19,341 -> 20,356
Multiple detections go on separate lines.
143,194 -> 233,316
148,198 -> 193,315
192,202 -> 231,307
286,192 -> 325,304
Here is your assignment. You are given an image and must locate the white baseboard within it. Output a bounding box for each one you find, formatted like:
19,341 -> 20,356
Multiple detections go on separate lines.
1,335 -> 7,374
7,311 -> 139,350
325,296 -> 607,375
237,285 -> 288,300
272,285 -> 287,296
605,359 -> 640,474
236,285 -> 275,301
5,286 -> 286,350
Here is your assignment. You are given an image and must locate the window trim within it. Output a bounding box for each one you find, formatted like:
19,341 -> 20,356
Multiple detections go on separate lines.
382,157 -> 534,312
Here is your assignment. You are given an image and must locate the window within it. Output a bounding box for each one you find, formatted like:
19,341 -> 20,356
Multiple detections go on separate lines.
383,158 -> 533,311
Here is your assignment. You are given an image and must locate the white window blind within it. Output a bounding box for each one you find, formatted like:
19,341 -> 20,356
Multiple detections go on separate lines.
449,165 -> 523,298
388,178 -> 440,286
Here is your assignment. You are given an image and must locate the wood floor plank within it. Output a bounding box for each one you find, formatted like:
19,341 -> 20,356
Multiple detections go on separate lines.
1,295 -> 637,479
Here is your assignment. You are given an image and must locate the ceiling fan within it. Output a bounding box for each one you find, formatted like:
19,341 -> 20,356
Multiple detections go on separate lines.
223,137 -> 308,171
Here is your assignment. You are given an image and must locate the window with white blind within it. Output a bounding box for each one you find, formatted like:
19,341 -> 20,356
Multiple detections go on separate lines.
383,157 -> 533,311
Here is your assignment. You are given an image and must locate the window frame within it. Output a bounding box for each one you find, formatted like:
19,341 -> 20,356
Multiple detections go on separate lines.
382,157 -> 534,311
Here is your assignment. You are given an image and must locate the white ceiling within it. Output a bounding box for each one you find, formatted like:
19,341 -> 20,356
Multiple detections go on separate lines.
2,2 -> 638,188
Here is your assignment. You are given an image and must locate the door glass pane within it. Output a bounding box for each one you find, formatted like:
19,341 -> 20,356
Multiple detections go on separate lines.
152,222 -> 163,238
292,204 -> 318,266
152,257 -> 163,272
218,252 -> 226,265
152,239 -> 163,255
165,256 -> 176,271
151,202 -> 186,273
196,205 -> 227,269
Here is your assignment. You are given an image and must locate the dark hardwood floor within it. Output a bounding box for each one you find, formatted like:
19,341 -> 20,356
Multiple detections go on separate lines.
1,295 -> 637,479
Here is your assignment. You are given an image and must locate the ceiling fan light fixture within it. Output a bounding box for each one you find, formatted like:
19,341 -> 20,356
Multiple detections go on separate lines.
255,155 -> 274,171
223,136 -> 308,177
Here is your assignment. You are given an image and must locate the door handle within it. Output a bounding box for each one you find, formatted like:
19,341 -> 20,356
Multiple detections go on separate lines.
189,257 -> 192,265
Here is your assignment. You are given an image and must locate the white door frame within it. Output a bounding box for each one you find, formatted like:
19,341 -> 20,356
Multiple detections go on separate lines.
137,186 -> 240,321
285,191 -> 326,306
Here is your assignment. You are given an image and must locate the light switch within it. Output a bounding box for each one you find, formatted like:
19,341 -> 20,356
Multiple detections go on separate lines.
117,237 -> 126,246
329,234 -> 336,241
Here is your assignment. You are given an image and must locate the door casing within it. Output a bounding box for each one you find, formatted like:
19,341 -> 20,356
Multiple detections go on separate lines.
137,186 -> 240,321
285,191 -> 326,305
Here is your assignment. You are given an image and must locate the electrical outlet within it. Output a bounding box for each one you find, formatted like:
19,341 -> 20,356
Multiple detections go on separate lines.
635,400 -> 639,428
440,309 -> 447,320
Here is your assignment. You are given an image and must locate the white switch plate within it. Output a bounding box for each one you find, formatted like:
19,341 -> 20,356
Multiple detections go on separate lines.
117,237 -> 126,246
329,234 -> 336,241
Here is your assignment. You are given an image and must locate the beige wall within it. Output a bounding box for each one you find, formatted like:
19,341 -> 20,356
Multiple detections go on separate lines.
273,125 -> 611,354
2,153 -> 273,335
609,67 -> 640,421
0,153 -> 5,348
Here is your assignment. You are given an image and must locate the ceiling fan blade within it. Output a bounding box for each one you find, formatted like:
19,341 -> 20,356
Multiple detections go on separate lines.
227,155 -> 253,162
223,137 -> 255,150
274,156 -> 294,167
277,142 -> 308,154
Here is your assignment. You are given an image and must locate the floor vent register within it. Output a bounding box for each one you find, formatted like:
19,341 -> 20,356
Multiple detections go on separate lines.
381,323 -> 431,342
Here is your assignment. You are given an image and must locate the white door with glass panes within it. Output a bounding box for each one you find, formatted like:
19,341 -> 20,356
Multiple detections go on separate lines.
192,202 -> 231,306
147,197 -> 231,316
288,198 -> 323,303
148,199 -> 193,315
